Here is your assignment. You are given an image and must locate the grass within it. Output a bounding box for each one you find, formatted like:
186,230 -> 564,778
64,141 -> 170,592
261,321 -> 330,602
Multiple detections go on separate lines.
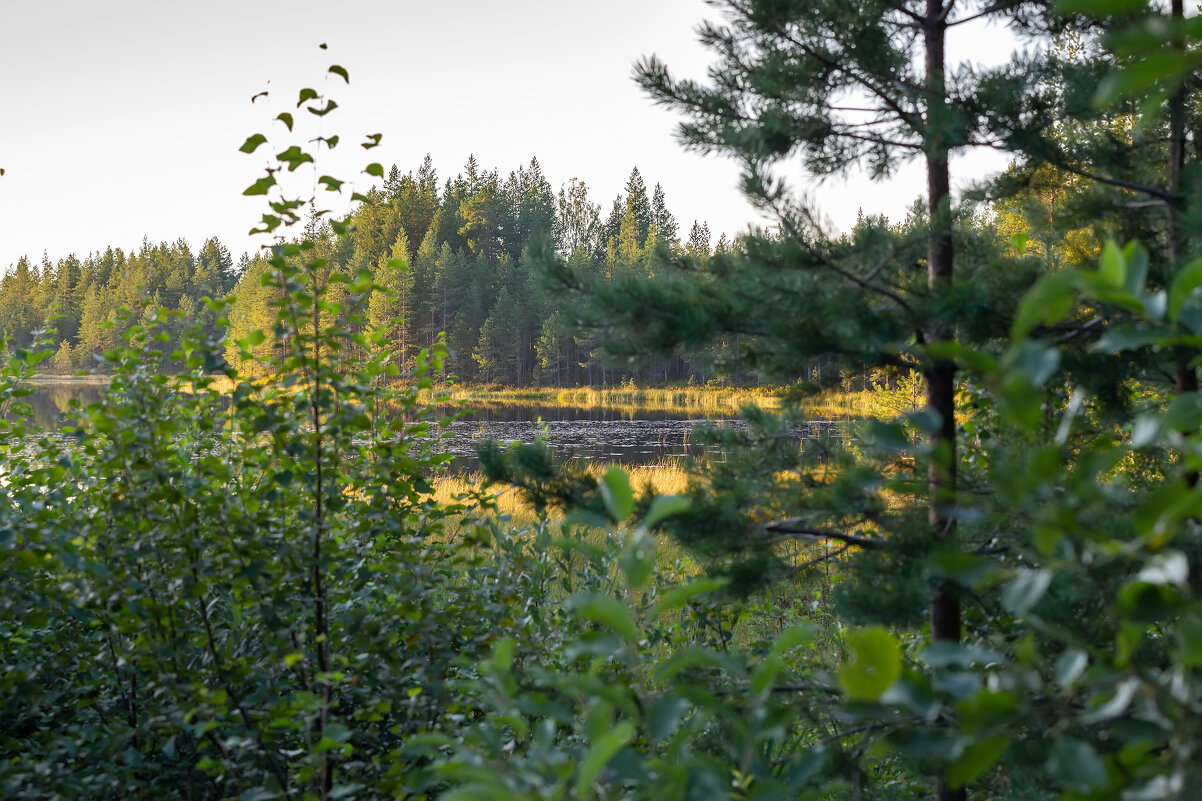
427,380 -> 926,421
428,383 -> 782,416
28,374 -> 112,385
432,460 -> 693,530
431,459 -> 698,569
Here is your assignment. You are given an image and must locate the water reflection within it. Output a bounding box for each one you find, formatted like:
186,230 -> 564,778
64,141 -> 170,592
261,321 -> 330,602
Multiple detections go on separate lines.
16,384 -> 837,470
15,382 -> 106,430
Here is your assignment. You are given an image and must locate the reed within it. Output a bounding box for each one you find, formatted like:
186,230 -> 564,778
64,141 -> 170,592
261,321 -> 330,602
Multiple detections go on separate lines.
795,387 -> 924,420
425,383 -> 782,415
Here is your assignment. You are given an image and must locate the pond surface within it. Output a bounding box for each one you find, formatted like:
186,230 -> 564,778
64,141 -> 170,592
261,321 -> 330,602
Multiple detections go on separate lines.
17,382 -> 106,430
446,404 -> 741,467
17,383 -> 841,469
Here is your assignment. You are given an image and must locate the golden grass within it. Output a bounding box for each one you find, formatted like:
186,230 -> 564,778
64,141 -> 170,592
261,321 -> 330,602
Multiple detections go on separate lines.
795,387 -> 924,420
432,460 -> 693,529
426,384 -> 782,416
27,374 -> 112,385
430,460 -> 698,575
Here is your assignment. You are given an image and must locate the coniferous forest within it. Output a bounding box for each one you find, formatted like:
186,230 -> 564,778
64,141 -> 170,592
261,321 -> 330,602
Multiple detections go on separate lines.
9,2 -> 1202,801
1,159 -> 735,385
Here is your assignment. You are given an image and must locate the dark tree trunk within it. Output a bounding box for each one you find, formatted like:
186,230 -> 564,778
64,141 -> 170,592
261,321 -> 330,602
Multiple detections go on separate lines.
925,2 -> 963,800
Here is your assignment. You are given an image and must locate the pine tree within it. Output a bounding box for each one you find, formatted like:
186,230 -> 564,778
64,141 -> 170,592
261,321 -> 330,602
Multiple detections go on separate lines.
650,182 -> 679,248
623,167 -> 653,246
684,220 -> 710,258
601,195 -> 624,261
533,4 -> 1067,798
369,230 -> 415,368
556,178 -> 601,257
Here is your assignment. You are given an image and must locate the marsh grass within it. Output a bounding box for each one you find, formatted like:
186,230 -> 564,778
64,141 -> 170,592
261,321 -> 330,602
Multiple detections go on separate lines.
433,459 -> 696,566
433,460 -> 692,530
428,384 -> 782,415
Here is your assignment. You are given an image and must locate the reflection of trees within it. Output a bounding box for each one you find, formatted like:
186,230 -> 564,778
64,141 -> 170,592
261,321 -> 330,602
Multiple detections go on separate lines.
19,383 -> 106,430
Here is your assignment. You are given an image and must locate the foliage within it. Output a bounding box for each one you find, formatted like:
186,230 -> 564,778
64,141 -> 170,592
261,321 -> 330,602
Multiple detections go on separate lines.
3,156 -> 725,386
9,3 -> 1202,801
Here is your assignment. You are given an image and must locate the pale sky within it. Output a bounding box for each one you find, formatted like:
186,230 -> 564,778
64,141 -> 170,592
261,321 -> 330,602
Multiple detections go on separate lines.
1,1 -> 1023,271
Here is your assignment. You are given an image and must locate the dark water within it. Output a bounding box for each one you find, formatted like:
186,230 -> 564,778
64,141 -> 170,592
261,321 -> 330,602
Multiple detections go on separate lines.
446,405 -> 741,467
15,382 -> 106,430
16,384 -> 838,469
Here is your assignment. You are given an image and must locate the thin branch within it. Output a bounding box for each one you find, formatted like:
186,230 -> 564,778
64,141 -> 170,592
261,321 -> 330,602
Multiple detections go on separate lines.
764,519 -> 889,548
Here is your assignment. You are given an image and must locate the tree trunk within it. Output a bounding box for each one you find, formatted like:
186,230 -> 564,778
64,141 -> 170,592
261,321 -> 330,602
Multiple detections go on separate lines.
1169,1 -> 1197,404
925,2 -> 963,799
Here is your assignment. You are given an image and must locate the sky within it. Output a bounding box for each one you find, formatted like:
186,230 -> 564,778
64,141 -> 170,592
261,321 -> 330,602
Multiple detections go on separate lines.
1,1 -> 1026,271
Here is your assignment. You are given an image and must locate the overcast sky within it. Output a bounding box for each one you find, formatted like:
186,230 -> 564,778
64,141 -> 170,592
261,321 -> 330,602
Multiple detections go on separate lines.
1,1 -> 1024,270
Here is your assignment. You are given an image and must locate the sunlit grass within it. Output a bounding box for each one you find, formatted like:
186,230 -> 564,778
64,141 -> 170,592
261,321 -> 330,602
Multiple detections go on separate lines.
428,383 -> 782,415
432,459 -> 697,566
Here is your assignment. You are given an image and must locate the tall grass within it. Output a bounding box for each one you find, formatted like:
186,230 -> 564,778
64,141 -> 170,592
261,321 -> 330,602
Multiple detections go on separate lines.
428,383 -> 781,415
433,460 -> 692,530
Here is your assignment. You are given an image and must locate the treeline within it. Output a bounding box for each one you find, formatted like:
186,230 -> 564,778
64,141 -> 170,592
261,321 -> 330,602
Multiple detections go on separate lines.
1,156 -> 741,383
0,239 -> 239,372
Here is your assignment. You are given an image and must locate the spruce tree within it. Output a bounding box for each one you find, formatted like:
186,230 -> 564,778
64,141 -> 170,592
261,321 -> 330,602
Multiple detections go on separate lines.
623,166 -> 653,245
651,182 -> 679,248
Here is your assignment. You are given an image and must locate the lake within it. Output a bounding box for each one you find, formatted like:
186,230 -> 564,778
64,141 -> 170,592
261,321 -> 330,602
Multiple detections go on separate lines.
17,382 -> 839,469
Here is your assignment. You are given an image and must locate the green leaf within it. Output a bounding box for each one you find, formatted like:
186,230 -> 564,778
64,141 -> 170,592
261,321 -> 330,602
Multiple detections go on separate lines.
1047,737 -> 1109,793
643,494 -> 690,528
308,99 -> 338,116
1122,240 -> 1149,296
239,133 -> 267,154
1095,50 -> 1192,107
1056,0 -> 1144,15
620,530 -> 656,589
276,112 -> 293,131
651,577 -> 729,616
243,329 -> 266,347
1175,612 -> 1202,667
769,624 -> 815,659
600,467 -> 634,522
1055,648 -> 1088,689
654,646 -> 746,682
328,64 -> 349,83
574,721 -> 634,799
318,175 -> 344,192
242,175 -> 276,196
297,87 -> 318,107
572,594 -> 638,643
648,695 -> 689,742
276,145 -> 314,172
1002,568 -> 1052,616
362,133 -> 383,149
837,626 -> 902,702
946,736 -> 1009,789
1092,324 -> 1165,354
1098,240 -> 1126,288
1012,269 -> 1082,339
921,341 -> 1000,376
1162,393 -> 1202,432
1010,341 -> 1060,388
364,163 -> 384,178
1169,258 -> 1202,323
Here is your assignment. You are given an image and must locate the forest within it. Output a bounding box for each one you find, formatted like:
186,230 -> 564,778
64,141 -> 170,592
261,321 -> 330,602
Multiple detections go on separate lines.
0,158 -> 736,386
5,1 -> 1202,801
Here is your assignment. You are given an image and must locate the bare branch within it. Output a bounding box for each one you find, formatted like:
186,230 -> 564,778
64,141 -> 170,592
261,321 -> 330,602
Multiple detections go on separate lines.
764,519 -> 889,548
